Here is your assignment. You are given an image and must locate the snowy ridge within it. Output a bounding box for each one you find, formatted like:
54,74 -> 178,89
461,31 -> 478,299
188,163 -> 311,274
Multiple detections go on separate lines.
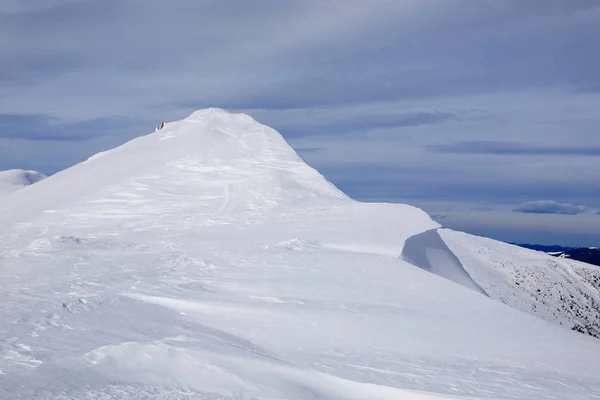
0,169 -> 46,196
440,229 -> 600,337
0,109 -> 599,399
0,108 -> 347,229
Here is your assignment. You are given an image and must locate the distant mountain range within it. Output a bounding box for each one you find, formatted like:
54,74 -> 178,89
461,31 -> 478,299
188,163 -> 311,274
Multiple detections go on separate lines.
515,243 -> 600,267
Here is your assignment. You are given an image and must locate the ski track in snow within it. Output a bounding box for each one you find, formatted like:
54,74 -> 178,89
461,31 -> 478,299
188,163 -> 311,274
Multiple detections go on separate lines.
0,109 -> 599,399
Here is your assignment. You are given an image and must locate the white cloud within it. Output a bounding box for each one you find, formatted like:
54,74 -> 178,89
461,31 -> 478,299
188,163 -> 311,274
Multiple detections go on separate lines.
514,201 -> 586,215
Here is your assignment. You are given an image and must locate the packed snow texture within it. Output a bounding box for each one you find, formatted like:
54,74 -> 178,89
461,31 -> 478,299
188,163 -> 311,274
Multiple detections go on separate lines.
0,169 -> 46,196
0,109 -> 599,399
440,229 -> 600,338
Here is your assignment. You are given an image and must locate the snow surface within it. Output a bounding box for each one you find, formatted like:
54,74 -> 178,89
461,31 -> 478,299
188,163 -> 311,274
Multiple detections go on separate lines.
440,229 -> 600,338
401,229 -> 487,295
1,109 -> 599,399
0,169 -> 46,196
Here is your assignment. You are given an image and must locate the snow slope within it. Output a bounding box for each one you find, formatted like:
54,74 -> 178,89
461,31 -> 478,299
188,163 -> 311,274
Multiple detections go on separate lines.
440,229 -> 600,338
1,109 -> 599,399
0,169 -> 46,196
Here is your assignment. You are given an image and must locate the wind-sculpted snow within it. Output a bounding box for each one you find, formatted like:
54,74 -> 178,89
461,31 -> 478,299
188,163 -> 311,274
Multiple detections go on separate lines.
1,109 -> 599,399
401,229 -> 487,295
0,169 -> 46,196
440,229 -> 600,338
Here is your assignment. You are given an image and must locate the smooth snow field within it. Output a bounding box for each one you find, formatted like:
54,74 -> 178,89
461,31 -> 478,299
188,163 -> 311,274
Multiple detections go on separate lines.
0,109 -> 599,399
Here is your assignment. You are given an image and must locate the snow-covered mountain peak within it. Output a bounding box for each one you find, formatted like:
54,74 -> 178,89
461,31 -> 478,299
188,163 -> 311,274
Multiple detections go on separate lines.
0,169 -> 45,185
160,108 -> 262,133
0,108 -> 349,232
0,169 -> 46,196
184,107 -> 240,120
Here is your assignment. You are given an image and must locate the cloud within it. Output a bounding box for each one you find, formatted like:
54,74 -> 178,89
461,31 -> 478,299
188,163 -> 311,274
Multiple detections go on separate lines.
574,83 -> 600,93
428,141 -> 600,156
2,0 -> 600,118
437,214 -> 600,248
0,113 -> 145,142
0,51 -> 86,87
0,114 -> 54,138
0,113 -> 151,173
0,0 -> 91,15
429,213 -> 448,220
275,110 -> 459,138
513,201 -> 586,215
1,0 -> 600,245
470,206 -> 495,211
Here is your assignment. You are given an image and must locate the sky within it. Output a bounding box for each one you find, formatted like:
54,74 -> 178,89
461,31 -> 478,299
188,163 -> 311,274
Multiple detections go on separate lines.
1,0 -> 599,246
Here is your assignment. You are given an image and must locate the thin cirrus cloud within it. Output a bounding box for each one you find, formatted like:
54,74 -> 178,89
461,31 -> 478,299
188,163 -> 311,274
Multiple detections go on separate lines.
0,113 -> 145,142
268,110 -> 459,138
428,141 -> 600,156
513,201 -> 586,215
0,52 -> 85,85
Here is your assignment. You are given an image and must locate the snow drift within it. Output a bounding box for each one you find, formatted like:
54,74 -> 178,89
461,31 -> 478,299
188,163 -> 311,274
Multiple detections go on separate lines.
401,229 -> 486,295
401,227 -> 600,338
0,109 -> 599,400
